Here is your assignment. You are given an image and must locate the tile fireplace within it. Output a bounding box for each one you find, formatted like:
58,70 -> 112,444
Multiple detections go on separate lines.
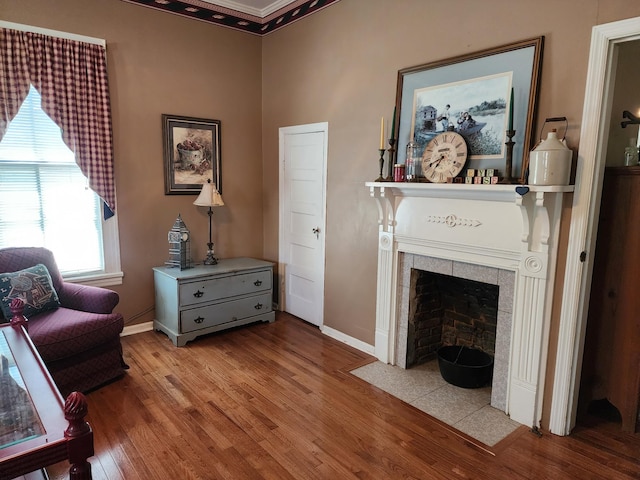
397,254 -> 512,412
367,182 -> 573,427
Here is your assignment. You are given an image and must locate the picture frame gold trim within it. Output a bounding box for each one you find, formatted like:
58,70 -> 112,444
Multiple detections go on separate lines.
162,114 -> 222,195
393,37 -> 544,184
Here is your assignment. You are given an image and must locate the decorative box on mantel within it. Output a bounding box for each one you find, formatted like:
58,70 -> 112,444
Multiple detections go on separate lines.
365,181 -> 573,429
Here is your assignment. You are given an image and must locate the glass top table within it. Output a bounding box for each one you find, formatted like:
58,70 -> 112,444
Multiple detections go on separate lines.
0,329 -> 45,451
0,323 -> 94,480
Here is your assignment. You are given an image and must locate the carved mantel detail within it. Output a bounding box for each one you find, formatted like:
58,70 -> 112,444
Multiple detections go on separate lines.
426,214 -> 482,228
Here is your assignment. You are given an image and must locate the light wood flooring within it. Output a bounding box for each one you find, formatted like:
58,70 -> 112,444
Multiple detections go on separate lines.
46,312 -> 640,479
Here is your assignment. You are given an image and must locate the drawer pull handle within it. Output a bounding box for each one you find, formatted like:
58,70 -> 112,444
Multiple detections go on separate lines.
193,290 -> 204,298
194,316 -> 205,324
254,303 -> 263,310
254,279 -> 262,286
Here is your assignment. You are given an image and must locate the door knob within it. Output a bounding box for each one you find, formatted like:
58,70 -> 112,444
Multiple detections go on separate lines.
312,227 -> 320,239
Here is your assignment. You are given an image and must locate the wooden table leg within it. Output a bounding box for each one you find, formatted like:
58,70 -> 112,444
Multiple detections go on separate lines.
63,392 -> 93,480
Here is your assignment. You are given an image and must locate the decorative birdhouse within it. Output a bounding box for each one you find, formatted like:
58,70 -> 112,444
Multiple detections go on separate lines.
166,214 -> 191,270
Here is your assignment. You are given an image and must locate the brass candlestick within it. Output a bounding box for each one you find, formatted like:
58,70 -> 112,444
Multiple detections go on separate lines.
385,138 -> 397,182
501,129 -> 516,184
375,148 -> 385,182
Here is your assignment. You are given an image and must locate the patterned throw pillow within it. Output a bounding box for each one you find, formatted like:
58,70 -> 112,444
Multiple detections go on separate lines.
0,264 -> 61,320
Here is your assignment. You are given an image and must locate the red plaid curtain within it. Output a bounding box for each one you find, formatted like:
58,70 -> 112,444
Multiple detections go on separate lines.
0,27 -> 116,216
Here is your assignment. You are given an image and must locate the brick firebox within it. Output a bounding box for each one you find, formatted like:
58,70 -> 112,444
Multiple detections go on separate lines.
407,269 -> 499,368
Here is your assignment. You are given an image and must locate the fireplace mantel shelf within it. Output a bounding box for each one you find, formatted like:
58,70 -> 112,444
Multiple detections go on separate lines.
365,181 -> 574,202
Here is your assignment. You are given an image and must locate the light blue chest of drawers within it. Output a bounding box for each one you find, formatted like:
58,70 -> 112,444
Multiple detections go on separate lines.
153,257 -> 275,346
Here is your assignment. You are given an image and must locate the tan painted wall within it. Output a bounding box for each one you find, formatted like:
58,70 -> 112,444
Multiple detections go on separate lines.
261,0 -> 640,347
1,0 -> 264,326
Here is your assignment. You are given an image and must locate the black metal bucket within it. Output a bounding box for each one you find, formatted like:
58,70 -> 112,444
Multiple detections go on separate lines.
437,345 -> 494,389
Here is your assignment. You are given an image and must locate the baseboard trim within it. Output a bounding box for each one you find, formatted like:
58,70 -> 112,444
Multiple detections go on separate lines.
321,325 -> 375,356
122,321 -> 153,337
121,319 -> 376,359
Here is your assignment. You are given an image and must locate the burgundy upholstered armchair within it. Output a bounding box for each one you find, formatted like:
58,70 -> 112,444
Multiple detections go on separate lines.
0,247 -> 127,396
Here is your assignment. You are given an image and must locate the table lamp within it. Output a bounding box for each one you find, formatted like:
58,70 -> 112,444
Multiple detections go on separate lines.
193,179 -> 224,265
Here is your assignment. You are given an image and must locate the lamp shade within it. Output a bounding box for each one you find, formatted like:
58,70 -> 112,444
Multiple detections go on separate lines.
193,181 -> 224,207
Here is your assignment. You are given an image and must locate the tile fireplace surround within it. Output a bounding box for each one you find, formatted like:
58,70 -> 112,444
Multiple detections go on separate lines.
367,181 -> 573,428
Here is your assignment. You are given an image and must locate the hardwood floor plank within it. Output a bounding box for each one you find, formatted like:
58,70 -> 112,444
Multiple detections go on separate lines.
45,312 -> 640,479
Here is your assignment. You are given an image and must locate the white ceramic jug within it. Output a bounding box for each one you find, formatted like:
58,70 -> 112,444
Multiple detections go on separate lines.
528,129 -> 572,185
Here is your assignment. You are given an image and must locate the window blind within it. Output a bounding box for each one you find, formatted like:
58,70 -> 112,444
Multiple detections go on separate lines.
0,86 -> 104,274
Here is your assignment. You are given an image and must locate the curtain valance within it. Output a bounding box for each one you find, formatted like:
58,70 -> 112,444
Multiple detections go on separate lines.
0,27 -> 116,216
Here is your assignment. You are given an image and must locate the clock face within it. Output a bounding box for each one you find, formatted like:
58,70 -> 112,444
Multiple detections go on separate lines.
168,231 -> 182,243
181,232 -> 189,242
421,132 -> 468,183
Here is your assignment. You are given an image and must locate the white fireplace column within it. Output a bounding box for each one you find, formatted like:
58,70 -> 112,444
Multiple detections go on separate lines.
367,182 -> 573,428
370,186 -> 398,365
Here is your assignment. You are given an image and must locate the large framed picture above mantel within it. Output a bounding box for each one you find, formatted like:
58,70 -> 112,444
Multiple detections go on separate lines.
394,37 -> 544,183
163,114 -> 222,195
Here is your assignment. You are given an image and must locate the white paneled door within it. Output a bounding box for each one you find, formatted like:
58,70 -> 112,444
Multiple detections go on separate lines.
278,123 -> 327,327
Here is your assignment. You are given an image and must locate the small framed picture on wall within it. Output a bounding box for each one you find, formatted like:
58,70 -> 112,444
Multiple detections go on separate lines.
162,114 -> 222,194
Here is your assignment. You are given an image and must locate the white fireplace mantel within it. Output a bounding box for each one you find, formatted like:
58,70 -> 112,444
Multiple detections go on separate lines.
366,181 -> 573,428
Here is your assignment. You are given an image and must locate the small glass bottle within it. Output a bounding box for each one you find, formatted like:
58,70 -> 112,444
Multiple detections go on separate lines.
624,143 -> 639,166
406,138 -> 418,182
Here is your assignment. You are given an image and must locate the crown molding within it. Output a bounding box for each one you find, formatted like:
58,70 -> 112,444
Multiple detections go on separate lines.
199,0 -> 297,18
121,0 -> 340,35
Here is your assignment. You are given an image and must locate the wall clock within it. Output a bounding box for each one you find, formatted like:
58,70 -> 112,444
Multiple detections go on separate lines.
421,132 -> 468,183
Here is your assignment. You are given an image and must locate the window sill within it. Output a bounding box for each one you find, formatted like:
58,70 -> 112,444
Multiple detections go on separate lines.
64,271 -> 124,288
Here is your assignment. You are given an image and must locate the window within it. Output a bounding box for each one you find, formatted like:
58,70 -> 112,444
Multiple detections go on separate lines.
0,86 -> 122,285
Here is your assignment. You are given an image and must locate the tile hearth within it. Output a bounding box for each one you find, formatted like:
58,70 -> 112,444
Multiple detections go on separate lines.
350,360 -> 521,447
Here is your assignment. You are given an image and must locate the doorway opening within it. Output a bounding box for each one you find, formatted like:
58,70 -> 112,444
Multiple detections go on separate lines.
551,18 -> 640,436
